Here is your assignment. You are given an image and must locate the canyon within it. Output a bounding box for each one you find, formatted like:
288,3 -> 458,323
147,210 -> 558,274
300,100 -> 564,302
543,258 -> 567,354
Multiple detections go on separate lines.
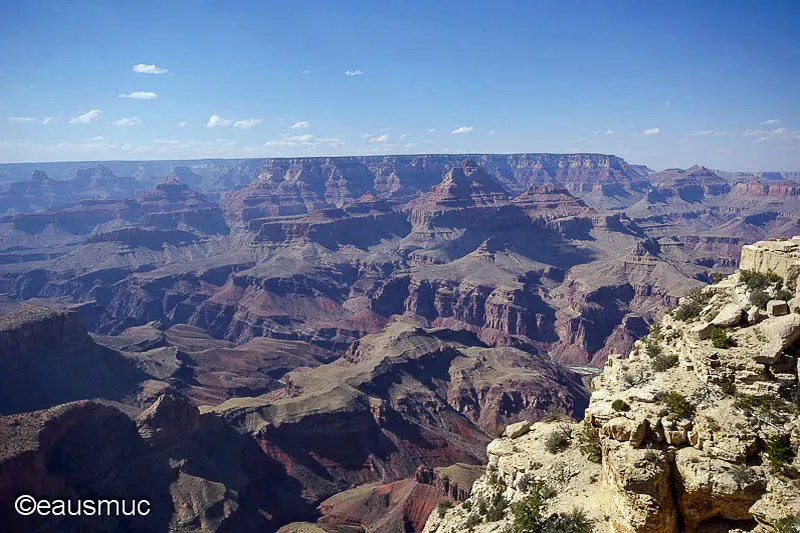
1,154 -> 800,532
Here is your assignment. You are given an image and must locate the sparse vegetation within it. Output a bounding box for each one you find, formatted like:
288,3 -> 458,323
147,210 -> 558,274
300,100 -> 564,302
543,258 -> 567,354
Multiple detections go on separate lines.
730,464 -> 760,490
651,352 -> 679,372
775,288 -> 794,302
612,399 -> 630,412
711,272 -> 724,284
437,501 -> 453,518
775,515 -> 800,533
710,327 -> 733,349
485,492 -> 508,522
764,434 -> 797,477
461,500 -> 472,512
544,430 -> 570,454
464,512 -> 481,530
735,394 -> 798,425
673,287 -> 712,321
578,423 -> 602,464
740,269 -> 783,291
510,479 -> 594,533
542,405 -> 570,423
794,307 -> 800,315
749,290 -> 771,310
540,509 -> 595,533
665,391 -> 695,418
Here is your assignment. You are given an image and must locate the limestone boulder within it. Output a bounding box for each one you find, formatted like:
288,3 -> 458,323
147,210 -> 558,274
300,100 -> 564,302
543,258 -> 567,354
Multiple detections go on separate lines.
674,447 -> 766,532
711,302 -> 746,327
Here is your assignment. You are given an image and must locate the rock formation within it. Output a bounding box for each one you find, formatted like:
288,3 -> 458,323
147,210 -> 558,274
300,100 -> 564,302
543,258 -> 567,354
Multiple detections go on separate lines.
426,236 -> 800,533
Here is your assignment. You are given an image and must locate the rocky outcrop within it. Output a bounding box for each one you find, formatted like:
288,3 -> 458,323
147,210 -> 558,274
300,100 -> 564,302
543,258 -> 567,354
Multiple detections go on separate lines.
428,236 -> 800,533
740,237 -> 800,291
0,304 -> 152,415
0,394 -> 315,532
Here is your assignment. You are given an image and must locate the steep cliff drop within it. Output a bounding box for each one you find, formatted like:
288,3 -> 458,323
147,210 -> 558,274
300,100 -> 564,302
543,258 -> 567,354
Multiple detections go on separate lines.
426,237 -> 800,533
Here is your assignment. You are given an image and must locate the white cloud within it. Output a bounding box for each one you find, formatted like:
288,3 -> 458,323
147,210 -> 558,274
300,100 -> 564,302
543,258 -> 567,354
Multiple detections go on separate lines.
205,115 -> 231,128
643,128 -> 660,136
8,117 -> 37,123
132,64 -> 168,74
92,135 -> 105,141
489,130 -> 496,135
68,109 -> 103,124
119,91 -> 158,100
264,134 -> 342,147
177,121 -> 187,127
381,127 -> 391,132
42,117 -> 57,125
400,134 -> 407,140
302,69 -> 311,75
452,126 -> 473,134
428,128 -> 436,134
367,134 -> 389,143
112,116 -> 142,126
234,118 -> 263,129
405,142 -> 418,149
744,127 -> 786,138
689,130 -> 714,137
290,120 -> 310,129
760,118 -> 780,125
604,129 -> 615,135
345,69 -> 363,76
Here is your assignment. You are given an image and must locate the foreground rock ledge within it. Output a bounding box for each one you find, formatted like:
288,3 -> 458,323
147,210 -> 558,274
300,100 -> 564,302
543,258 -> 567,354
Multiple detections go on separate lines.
427,236 -> 800,533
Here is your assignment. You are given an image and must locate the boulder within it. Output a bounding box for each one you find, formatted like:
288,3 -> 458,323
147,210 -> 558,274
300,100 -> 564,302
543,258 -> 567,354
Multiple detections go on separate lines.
767,300 -> 789,317
711,302 -> 746,327
690,322 -> 715,341
503,420 -> 531,439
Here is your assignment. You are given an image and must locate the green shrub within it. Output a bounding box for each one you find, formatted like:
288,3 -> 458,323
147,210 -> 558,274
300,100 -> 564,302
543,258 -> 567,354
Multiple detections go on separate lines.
775,515 -> 800,533
464,512 -> 481,530
485,493 -> 508,522
665,391 -> 695,418
612,399 -> 630,412
436,501 -> 453,518
750,290 -> 771,309
740,269 -> 783,291
544,430 -> 570,454
710,272 -> 724,284
710,327 -> 732,349
577,424 -> 602,464
510,480 -> 594,533
649,324 -> 664,341
541,509 -> 595,533
794,307 -> 800,315
673,287 -> 712,321
652,353 -> 679,372
735,394 -> 798,424
645,339 -> 663,357
775,288 -> 794,301
510,480 -> 556,532
674,301 -> 703,321
764,434 -> 796,470
461,500 -> 472,511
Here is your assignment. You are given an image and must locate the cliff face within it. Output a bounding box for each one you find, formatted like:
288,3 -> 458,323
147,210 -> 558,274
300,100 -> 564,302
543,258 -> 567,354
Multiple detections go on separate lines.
0,393 -> 313,532
0,304 -> 151,415
427,237 -> 800,533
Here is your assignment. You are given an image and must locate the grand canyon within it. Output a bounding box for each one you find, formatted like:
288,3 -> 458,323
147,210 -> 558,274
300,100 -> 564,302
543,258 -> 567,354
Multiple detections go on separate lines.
0,153 -> 799,531
3,1 -> 799,531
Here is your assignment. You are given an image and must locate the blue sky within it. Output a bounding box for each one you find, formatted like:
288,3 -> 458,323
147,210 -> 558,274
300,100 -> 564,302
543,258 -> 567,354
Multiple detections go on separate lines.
1,0 -> 799,171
